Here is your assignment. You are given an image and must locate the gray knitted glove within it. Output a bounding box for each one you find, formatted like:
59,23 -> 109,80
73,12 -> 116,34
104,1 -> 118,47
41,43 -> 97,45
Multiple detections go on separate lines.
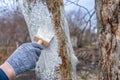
6,42 -> 43,75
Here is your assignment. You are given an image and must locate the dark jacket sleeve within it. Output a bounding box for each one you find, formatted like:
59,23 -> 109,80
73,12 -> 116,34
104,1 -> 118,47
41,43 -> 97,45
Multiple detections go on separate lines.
0,68 -> 9,80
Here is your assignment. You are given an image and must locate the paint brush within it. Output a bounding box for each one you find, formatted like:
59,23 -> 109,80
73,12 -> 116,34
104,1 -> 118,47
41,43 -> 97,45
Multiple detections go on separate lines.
34,27 -> 54,47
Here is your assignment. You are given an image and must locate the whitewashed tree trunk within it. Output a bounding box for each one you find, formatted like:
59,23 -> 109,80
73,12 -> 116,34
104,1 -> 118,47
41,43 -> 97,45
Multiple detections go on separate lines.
95,0 -> 120,80
18,0 -> 78,80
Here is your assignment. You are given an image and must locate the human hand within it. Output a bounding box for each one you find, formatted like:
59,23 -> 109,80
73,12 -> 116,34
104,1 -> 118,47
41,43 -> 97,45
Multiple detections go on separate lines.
6,42 -> 43,76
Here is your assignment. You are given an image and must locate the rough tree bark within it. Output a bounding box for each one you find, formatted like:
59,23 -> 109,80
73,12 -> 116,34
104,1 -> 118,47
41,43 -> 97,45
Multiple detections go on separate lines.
18,0 -> 78,80
95,0 -> 120,80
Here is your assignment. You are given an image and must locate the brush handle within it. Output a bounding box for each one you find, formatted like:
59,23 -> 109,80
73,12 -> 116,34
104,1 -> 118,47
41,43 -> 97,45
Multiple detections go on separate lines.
34,36 -> 48,47
38,40 -> 43,45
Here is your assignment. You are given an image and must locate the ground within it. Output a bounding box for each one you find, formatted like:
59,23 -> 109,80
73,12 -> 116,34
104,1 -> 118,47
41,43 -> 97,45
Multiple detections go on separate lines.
0,46 -> 99,80
75,46 -> 99,80
13,70 -> 36,80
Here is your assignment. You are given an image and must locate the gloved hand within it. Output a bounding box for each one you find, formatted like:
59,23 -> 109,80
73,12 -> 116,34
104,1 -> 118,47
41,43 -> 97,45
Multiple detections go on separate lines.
6,42 -> 43,75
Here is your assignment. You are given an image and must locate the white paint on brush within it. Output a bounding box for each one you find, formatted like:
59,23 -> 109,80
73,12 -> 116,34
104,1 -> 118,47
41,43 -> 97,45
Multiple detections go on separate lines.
36,27 -> 54,43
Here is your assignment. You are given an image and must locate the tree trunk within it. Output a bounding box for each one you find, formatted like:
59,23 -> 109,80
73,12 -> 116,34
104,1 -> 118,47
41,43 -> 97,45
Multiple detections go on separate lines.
95,0 -> 120,80
18,0 -> 78,80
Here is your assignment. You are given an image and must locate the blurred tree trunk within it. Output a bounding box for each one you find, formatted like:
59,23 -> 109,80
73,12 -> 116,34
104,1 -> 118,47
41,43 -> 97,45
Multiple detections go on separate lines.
95,0 -> 120,80
18,0 -> 78,80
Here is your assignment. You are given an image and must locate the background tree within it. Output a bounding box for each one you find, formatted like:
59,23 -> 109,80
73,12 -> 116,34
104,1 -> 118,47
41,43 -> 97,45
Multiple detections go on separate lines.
65,0 -> 96,48
95,0 -> 120,79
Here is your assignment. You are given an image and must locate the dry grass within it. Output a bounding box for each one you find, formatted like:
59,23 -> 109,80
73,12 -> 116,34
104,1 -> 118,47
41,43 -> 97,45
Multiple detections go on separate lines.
0,46 -> 16,64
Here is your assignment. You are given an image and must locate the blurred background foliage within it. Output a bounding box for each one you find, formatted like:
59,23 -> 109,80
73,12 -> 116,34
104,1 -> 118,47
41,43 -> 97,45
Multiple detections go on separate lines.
0,0 -> 99,80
